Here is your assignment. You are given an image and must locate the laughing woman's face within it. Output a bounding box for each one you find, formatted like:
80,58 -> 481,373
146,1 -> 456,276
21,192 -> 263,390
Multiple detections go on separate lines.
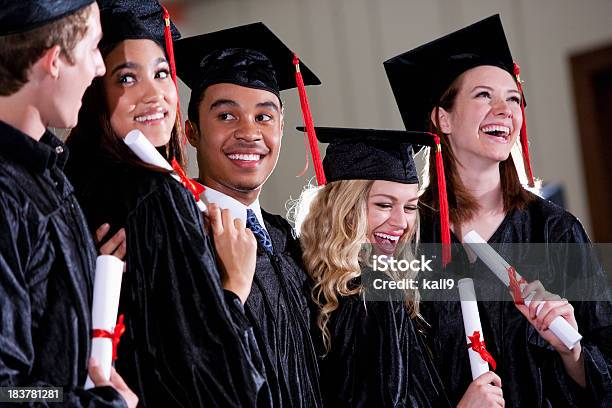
437,65 -> 523,167
366,180 -> 419,255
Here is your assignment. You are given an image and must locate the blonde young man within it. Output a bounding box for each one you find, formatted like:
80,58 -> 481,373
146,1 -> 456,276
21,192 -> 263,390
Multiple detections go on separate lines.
0,2 -> 136,406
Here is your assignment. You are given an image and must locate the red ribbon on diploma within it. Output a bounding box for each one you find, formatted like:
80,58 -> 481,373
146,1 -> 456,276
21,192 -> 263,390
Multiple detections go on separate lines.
507,266 -> 527,305
467,330 -> 497,371
92,314 -> 126,361
171,158 -> 205,201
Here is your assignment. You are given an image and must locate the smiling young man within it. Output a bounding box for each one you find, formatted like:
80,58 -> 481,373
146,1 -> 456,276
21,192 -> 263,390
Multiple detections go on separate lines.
194,83 -> 282,211
175,23 -> 323,407
0,1 -> 137,406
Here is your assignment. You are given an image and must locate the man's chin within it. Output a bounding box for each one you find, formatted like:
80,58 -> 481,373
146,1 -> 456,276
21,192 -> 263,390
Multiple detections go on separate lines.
231,183 -> 264,193
220,179 -> 265,194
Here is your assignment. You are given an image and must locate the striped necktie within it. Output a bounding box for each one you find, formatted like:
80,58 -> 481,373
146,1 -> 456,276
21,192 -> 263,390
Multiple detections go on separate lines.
246,209 -> 273,254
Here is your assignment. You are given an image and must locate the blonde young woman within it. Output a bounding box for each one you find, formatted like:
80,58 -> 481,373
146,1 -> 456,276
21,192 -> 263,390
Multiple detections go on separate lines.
297,127 -> 505,408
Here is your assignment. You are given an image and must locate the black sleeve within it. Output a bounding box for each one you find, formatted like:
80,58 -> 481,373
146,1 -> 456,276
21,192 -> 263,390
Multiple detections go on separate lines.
117,184 -> 264,407
0,194 -> 127,408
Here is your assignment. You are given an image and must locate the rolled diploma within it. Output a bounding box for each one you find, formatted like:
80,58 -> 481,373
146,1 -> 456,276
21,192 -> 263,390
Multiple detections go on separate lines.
463,230 -> 582,349
458,278 -> 490,379
84,255 -> 124,389
123,129 -> 206,212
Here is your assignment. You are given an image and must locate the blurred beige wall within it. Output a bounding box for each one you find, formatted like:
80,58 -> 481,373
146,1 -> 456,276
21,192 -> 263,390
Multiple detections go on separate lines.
173,0 -> 612,235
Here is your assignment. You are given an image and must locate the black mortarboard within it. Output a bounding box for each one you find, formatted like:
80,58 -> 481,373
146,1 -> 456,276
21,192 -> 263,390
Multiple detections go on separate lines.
384,14 -> 514,133
299,127 -> 435,184
97,0 -> 180,53
0,0 -> 94,35
175,22 -> 320,98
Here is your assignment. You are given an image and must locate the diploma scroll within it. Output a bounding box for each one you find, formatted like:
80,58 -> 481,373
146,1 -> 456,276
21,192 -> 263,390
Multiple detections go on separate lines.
123,129 -> 207,212
458,278 -> 492,379
84,255 -> 124,389
462,230 -> 582,350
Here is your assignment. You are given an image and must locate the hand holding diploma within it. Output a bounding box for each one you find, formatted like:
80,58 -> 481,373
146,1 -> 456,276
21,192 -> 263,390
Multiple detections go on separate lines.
88,358 -> 139,408
462,230 -> 582,350
123,129 -> 207,212
457,371 -> 504,408
208,203 -> 257,304
458,278 -> 505,407
514,280 -> 584,368
458,278 -> 497,379
85,255 -> 124,389
95,224 -> 126,260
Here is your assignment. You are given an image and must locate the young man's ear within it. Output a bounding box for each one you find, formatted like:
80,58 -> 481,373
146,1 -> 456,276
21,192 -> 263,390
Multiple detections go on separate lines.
38,45 -> 63,79
430,107 -> 452,135
185,119 -> 199,148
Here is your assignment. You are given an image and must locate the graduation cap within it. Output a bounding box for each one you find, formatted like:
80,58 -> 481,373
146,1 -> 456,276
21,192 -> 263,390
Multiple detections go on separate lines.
0,0 -> 94,35
175,23 -> 326,185
384,14 -> 534,187
98,0 -> 180,53
175,23 -> 320,97
299,127 -> 434,184
299,126 -> 452,265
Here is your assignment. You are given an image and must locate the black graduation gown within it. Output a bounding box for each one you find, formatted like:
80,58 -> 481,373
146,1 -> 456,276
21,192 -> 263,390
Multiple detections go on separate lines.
0,121 -> 126,407
320,290 -> 452,407
65,151 -> 266,407
420,194 -> 612,407
241,211 -> 323,407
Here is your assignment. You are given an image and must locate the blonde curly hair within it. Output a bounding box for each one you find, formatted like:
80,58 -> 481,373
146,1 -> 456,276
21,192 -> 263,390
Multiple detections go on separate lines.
297,179 -> 420,352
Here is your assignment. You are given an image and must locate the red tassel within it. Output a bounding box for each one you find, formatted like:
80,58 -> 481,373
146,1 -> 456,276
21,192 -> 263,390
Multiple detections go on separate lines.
513,63 -> 534,187
293,54 -> 326,186
162,7 -> 177,87
162,6 -> 186,145
427,132 -> 451,266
